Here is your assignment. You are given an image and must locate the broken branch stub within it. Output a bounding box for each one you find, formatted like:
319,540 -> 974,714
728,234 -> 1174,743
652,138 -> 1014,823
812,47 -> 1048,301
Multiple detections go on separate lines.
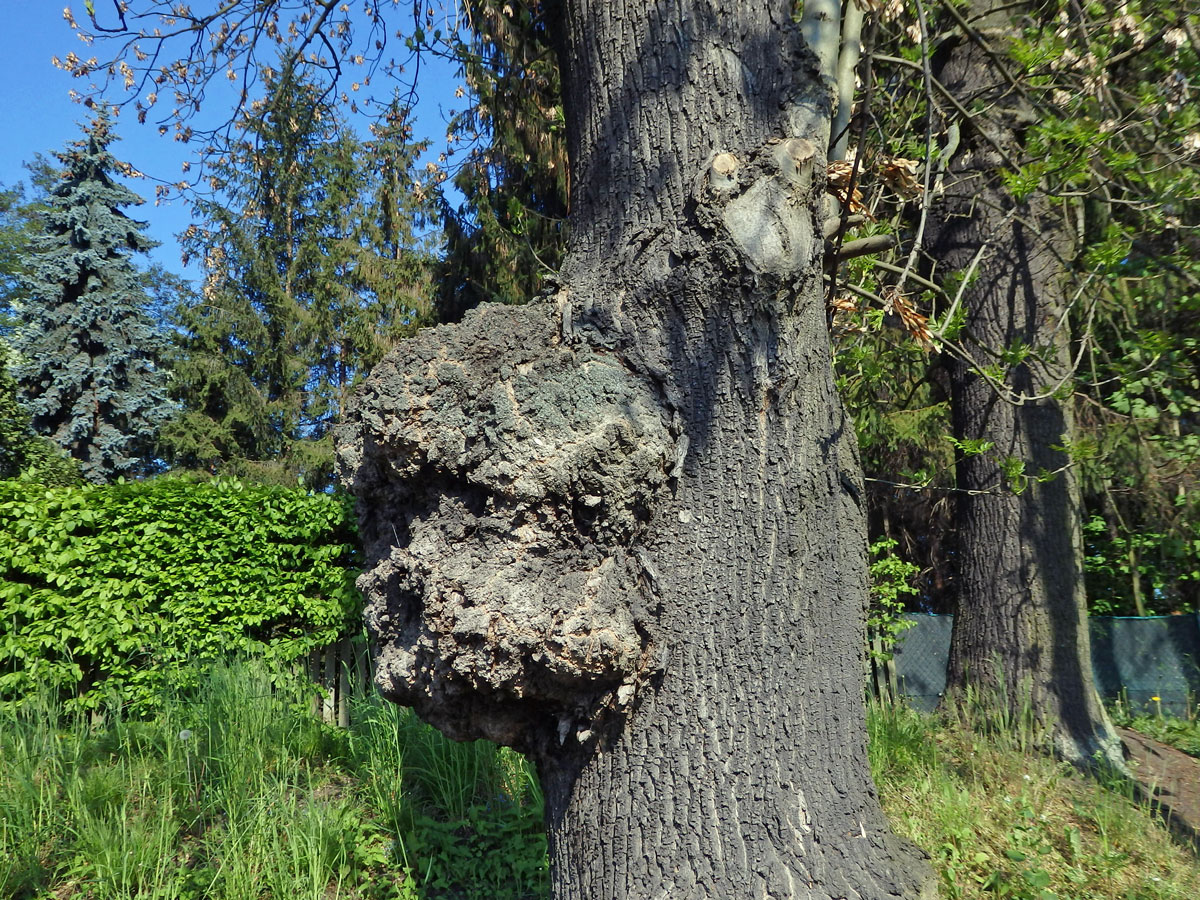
336,301 -> 676,755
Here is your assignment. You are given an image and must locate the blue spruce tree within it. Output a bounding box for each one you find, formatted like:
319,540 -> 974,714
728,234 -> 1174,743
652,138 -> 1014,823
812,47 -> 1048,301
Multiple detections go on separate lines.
11,109 -> 170,482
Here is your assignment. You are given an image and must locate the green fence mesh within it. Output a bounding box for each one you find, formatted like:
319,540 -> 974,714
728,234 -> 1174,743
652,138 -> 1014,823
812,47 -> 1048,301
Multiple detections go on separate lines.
892,613 -> 1200,716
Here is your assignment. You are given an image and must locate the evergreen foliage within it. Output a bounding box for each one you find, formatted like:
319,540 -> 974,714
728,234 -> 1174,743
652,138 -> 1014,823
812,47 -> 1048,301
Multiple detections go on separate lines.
1,180 -> 82,485
0,346 -> 27,477
9,110 -> 171,484
438,0 -> 568,315
1,187 -> 32,477
0,344 -> 81,485
164,65 -> 435,486
0,183 -> 31,328
0,161 -> 60,321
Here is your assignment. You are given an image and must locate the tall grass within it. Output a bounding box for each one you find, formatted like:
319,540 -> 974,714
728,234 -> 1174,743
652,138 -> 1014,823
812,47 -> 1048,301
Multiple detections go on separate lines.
0,657 -> 547,900
6,655 -> 1197,900
869,699 -> 1200,898
345,690 -> 547,897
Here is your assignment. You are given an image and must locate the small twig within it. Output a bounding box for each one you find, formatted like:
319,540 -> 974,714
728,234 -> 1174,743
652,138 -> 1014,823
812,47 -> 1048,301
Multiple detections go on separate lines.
930,206 -> 1019,340
866,259 -> 944,296
1105,28 -> 1169,69
874,54 -> 1023,172
864,475 -> 1003,496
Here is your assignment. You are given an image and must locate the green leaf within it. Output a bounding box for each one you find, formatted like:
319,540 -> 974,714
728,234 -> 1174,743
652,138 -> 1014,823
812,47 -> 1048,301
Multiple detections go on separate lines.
1023,868 -> 1051,890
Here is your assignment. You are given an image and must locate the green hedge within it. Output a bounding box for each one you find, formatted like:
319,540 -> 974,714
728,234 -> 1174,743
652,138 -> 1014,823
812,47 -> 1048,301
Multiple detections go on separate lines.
0,476 -> 362,711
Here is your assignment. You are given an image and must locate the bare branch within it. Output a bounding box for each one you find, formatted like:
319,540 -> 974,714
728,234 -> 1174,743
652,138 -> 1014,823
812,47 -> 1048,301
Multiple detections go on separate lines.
831,2 -> 864,161
71,0 -> 419,170
873,54 -> 1022,172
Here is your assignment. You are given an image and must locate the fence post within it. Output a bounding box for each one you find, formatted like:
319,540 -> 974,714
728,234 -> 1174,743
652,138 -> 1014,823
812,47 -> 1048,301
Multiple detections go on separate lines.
337,637 -> 352,728
322,645 -> 336,724
308,648 -> 323,720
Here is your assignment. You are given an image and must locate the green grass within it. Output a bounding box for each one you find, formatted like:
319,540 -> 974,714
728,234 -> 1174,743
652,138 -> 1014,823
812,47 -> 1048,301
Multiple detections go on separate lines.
0,658 -> 547,900
870,699 -> 1200,899
1110,697 -> 1200,758
5,658 -> 1199,900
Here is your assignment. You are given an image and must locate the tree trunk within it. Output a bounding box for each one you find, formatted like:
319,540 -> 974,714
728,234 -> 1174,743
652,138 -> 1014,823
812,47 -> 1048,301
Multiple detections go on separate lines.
338,1 -> 934,896
926,4 -> 1124,770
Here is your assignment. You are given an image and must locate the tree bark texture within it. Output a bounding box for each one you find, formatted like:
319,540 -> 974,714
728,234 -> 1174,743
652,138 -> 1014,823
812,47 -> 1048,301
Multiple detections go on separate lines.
925,9 -> 1123,771
338,1 -> 935,896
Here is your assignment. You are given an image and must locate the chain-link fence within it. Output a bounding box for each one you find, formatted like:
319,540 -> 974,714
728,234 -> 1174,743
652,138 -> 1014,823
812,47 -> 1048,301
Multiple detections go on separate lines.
890,613 -> 1200,715
888,614 -> 953,712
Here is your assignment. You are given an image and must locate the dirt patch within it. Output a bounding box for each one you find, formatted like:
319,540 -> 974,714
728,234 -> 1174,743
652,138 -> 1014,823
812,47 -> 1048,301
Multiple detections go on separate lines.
1119,726 -> 1200,850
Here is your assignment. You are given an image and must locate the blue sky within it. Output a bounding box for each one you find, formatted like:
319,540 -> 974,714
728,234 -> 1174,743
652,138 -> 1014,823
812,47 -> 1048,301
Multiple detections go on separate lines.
0,6 -> 199,278
0,5 -> 459,283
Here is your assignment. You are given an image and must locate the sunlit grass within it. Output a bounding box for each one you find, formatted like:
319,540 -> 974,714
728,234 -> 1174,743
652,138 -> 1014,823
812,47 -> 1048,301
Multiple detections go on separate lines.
0,657 -> 547,900
870,700 -> 1200,899
4,656 -> 1197,900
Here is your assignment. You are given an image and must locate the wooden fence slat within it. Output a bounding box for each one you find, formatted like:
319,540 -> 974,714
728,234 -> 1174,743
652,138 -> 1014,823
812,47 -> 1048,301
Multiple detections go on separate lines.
293,633 -> 375,728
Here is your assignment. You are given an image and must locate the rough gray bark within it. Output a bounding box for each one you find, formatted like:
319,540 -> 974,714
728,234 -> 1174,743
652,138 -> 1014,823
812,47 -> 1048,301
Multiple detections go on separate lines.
926,6 -> 1124,771
339,1 -> 935,896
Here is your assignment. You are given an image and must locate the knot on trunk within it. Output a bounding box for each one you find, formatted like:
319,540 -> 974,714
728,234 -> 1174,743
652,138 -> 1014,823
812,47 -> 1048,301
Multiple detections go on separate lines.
691,139 -> 822,281
337,301 -> 675,751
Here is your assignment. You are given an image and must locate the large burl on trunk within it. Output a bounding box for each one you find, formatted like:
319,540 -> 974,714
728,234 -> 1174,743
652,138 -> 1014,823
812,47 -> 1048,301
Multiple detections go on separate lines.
338,1 -> 934,897
338,301 -> 677,751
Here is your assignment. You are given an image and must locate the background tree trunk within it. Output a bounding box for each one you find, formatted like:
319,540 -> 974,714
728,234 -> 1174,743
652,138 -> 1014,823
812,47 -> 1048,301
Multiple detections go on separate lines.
340,1 -> 935,896
926,4 -> 1124,770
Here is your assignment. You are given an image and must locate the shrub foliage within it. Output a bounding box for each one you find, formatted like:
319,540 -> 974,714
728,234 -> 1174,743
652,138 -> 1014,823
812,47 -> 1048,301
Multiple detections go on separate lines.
0,476 -> 361,710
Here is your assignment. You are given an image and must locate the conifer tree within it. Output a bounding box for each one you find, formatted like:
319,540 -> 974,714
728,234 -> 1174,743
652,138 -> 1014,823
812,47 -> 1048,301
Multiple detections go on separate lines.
0,186 -> 26,471
0,171 -> 52,335
438,0 -> 568,317
313,93 -> 438,425
0,342 -> 36,478
2,177 -> 81,485
165,64 -> 434,484
0,342 -> 81,484
0,184 -> 29,329
11,110 -> 170,483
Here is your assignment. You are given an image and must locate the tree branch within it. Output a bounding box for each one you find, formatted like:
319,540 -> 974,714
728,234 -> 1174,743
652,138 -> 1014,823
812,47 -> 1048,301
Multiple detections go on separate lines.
827,233 -> 897,263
